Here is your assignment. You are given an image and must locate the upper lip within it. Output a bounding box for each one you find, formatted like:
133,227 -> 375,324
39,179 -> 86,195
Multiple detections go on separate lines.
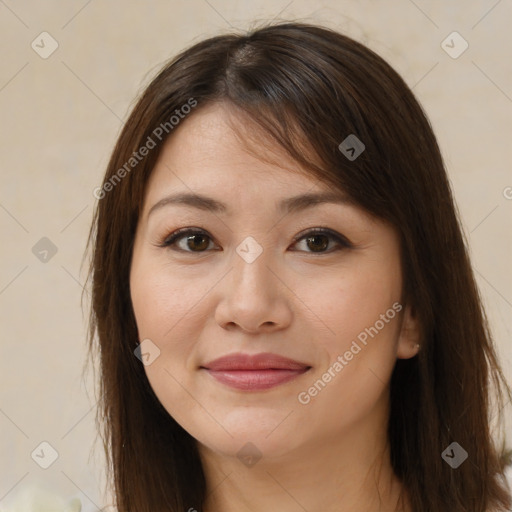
201,352 -> 311,371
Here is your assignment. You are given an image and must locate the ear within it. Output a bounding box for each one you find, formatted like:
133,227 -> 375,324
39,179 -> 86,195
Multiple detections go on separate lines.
396,303 -> 421,359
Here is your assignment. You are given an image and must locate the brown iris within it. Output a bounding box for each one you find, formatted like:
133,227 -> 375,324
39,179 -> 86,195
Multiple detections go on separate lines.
186,234 -> 210,251
305,234 -> 329,252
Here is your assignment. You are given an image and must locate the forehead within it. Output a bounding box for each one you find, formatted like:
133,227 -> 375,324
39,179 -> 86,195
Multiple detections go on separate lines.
143,102 -> 326,201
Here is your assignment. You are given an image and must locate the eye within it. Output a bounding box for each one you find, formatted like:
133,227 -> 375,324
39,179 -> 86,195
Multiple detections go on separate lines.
159,227 -> 351,254
160,228 -> 218,253
290,228 -> 352,253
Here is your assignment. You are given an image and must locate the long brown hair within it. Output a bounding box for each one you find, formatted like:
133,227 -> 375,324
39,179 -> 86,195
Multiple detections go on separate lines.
85,22 -> 512,511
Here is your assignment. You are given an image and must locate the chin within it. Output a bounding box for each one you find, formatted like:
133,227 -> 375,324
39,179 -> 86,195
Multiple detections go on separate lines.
190,412 -> 303,461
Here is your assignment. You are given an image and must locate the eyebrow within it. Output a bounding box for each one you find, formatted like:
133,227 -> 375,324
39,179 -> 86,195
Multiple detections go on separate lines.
147,191 -> 353,218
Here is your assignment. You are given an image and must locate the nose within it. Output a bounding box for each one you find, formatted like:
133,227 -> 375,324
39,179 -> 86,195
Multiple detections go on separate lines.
214,248 -> 293,334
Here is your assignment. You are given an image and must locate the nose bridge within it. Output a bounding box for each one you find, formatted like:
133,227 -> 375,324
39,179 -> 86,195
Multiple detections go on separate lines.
214,235 -> 292,332
230,236 -> 275,296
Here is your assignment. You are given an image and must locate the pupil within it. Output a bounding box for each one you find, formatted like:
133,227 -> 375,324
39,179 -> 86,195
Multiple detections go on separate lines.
188,234 -> 209,251
307,235 -> 328,252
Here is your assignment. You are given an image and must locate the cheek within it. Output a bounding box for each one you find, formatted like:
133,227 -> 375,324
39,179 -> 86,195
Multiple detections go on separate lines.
130,264 -> 209,424
294,265 -> 402,428
130,261 -> 206,344
294,256 -> 402,414
302,258 -> 402,356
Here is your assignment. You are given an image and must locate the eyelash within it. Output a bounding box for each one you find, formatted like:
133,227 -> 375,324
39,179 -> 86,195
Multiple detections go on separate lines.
158,227 -> 352,254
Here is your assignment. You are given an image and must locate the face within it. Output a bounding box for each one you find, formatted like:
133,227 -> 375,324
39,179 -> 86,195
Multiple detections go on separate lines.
130,102 -> 419,461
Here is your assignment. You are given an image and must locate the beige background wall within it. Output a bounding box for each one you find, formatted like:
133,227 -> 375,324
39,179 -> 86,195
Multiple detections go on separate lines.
1,0 -> 511,509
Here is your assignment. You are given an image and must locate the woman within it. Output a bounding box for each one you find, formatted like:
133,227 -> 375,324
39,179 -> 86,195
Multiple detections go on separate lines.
86,22 -> 512,511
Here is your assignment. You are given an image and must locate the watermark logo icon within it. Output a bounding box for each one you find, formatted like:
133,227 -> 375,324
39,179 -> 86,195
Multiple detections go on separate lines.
441,442 -> 468,468
237,442 -> 262,468
134,338 -> 161,366
338,134 -> 365,161
32,237 -> 58,263
31,32 -> 59,59
236,236 -> 263,264
31,441 -> 59,469
441,32 -> 468,59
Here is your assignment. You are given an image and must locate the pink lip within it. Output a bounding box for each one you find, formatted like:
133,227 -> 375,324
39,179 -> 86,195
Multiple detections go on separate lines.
201,352 -> 311,391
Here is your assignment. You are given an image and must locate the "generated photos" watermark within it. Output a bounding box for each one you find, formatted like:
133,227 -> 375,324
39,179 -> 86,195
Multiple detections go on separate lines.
93,97 -> 197,200
298,301 -> 403,405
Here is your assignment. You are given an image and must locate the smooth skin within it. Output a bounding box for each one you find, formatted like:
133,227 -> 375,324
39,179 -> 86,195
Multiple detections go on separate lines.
130,102 -> 420,512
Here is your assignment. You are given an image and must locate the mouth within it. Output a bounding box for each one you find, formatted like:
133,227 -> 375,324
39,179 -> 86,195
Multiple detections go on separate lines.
200,352 -> 312,391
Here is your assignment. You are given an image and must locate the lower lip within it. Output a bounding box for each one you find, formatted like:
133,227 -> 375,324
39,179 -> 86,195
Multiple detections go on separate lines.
204,368 -> 309,390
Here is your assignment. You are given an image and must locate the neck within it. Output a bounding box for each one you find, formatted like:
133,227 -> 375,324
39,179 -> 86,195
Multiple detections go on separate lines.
198,403 -> 411,512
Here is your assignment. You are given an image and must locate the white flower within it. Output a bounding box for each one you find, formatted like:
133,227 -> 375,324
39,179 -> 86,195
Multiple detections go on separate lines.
0,486 -> 82,512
